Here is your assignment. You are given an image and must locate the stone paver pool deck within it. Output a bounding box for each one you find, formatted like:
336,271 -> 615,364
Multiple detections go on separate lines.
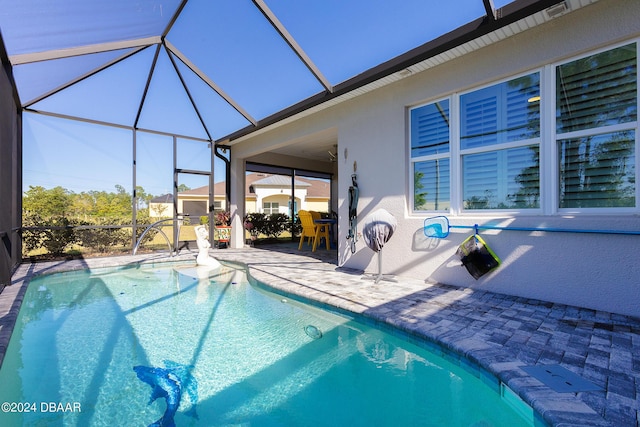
2,245 -> 639,426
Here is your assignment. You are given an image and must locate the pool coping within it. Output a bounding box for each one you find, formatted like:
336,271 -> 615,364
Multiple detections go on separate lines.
2,247 -> 639,426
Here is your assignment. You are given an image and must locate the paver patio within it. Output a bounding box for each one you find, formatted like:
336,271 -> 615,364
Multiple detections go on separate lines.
2,244 -> 638,426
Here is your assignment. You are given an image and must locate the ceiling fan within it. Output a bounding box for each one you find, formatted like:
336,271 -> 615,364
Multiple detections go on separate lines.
328,144 -> 338,162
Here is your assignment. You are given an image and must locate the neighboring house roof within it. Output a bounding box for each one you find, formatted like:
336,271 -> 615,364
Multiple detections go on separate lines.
305,179 -> 329,199
246,173 -> 328,200
180,186 -> 209,196
150,194 -> 173,203
251,175 -> 311,188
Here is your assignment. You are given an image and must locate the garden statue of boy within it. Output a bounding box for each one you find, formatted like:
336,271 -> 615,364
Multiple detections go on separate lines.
194,225 -> 221,268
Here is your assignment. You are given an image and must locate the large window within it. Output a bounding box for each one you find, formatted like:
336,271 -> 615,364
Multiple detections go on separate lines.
409,42 -> 638,214
556,43 -> 637,209
460,73 -> 540,209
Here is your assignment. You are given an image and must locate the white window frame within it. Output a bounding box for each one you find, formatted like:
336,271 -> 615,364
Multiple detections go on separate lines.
263,201 -> 279,215
552,41 -> 639,215
409,97 -> 451,213
457,70 -> 542,214
408,39 -> 639,216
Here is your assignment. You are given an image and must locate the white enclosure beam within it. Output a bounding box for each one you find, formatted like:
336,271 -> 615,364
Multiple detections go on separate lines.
9,36 -> 162,65
164,39 -> 257,126
251,0 -> 334,93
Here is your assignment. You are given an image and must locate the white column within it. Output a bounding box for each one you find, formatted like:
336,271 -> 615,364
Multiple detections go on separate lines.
229,156 -> 245,248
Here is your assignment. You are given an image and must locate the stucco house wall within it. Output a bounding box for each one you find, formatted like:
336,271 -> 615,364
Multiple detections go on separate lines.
305,199 -> 330,213
231,0 -> 640,317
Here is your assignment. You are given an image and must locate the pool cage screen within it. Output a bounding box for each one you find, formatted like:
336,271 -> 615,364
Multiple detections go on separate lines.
0,34 -> 22,291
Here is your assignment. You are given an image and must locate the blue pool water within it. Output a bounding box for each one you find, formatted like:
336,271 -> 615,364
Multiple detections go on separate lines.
0,262 -> 537,426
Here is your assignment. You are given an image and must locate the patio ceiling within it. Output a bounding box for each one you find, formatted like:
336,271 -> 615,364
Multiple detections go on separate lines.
1,0 -> 577,149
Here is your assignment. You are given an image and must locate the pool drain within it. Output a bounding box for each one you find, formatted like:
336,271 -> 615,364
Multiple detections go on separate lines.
304,325 -> 322,339
520,365 -> 602,393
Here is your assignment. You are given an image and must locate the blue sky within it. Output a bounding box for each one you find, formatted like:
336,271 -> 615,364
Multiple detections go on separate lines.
13,0 -> 515,196
23,113 -> 226,196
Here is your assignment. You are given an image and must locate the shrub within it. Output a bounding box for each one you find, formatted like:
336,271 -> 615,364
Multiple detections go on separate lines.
22,213 -> 78,256
76,218 -> 130,253
261,213 -> 290,238
243,213 -> 292,239
244,213 -> 267,236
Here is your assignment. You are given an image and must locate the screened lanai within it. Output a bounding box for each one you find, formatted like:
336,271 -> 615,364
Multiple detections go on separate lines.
1,0 -> 558,140
0,0 -> 572,284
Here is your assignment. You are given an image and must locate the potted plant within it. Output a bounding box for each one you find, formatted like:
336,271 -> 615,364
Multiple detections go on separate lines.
243,218 -> 259,246
213,211 -> 231,247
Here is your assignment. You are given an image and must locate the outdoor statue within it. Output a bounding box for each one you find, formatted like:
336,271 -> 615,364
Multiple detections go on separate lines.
194,225 -> 221,268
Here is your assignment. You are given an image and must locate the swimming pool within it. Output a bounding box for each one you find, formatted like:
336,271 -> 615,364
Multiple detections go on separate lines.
0,261 -> 537,426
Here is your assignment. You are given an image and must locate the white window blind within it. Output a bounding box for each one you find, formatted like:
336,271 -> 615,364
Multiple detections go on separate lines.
462,146 -> 539,209
414,159 -> 450,211
557,43 -> 637,134
460,73 -> 540,209
461,74 -> 540,149
410,99 -> 450,211
559,131 -> 635,208
410,100 -> 450,157
557,43 -> 637,209
408,42 -> 638,215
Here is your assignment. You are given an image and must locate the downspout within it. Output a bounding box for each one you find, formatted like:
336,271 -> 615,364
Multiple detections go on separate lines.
291,170 -> 296,241
214,145 -> 231,209
214,145 -> 231,246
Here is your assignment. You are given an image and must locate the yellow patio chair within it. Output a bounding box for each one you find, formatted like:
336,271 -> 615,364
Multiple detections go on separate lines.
298,210 -> 317,250
309,211 -> 330,251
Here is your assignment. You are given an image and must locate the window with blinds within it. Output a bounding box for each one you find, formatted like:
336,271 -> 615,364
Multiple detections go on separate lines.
557,43 -> 637,209
410,100 -> 450,211
410,101 -> 450,157
408,41 -> 638,214
462,146 -> 540,209
559,131 -> 635,208
460,73 -> 540,209
414,159 -> 450,211
557,43 -> 637,134
461,74 -> 540,149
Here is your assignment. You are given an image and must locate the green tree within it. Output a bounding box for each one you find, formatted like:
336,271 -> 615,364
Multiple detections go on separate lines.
135,185 -> 152,209
79,185 -> 132,219
414,170 -> 427,210
23,186 -> 72,217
